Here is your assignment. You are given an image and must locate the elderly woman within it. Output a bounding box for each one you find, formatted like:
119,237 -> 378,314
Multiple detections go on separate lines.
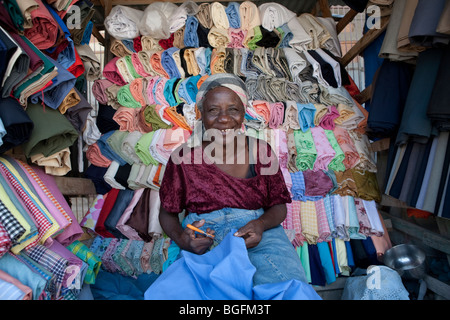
158,73 -> 307,286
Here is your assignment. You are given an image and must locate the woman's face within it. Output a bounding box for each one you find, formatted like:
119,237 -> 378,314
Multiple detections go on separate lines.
201,86 -> 245,142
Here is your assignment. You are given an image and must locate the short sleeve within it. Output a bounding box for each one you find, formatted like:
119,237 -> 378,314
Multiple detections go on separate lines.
264,166 -> 292,208
254,139 -> 292,208
159,156 -> 187,213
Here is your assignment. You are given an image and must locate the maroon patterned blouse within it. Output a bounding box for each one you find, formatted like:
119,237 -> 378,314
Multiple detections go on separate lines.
159,140 -> 292,214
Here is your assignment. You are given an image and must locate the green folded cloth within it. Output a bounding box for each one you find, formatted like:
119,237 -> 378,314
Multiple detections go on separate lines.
324,129 -> 346,172
106,130 -> 133,165
117,84 -> 142,109
293,129 -> 317,171
247,26 -> 263,50
21,103 -> 78,158
135,131 -> 159,166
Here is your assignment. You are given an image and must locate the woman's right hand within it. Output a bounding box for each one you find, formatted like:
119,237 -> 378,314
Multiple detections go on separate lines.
180,219 -> 215,255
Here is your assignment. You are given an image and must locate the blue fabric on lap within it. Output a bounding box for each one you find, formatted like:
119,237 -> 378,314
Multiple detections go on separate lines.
144,230 -> 321,300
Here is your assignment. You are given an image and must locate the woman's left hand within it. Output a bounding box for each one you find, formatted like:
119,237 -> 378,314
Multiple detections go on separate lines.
234,219 -> 265,248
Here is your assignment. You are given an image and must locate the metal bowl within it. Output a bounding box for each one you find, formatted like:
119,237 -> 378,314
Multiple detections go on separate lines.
383,244 -> 427,280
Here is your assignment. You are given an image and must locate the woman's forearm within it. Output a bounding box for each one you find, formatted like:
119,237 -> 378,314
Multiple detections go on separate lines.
257,203 -> 287,230
159,207 -> 185,245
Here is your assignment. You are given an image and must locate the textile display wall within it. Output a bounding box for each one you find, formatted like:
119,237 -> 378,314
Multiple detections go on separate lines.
6,0 -> 448,300
82,0 -> 391,294
365,0 -> 450,219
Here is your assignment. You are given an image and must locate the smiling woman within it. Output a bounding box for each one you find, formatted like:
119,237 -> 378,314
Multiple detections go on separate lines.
157,73 -> 311,287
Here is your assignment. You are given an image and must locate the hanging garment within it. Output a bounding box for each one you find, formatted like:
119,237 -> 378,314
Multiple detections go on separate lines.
396,48 -> 444,145
408,0 -> 449,48
379,0 -> 418,62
